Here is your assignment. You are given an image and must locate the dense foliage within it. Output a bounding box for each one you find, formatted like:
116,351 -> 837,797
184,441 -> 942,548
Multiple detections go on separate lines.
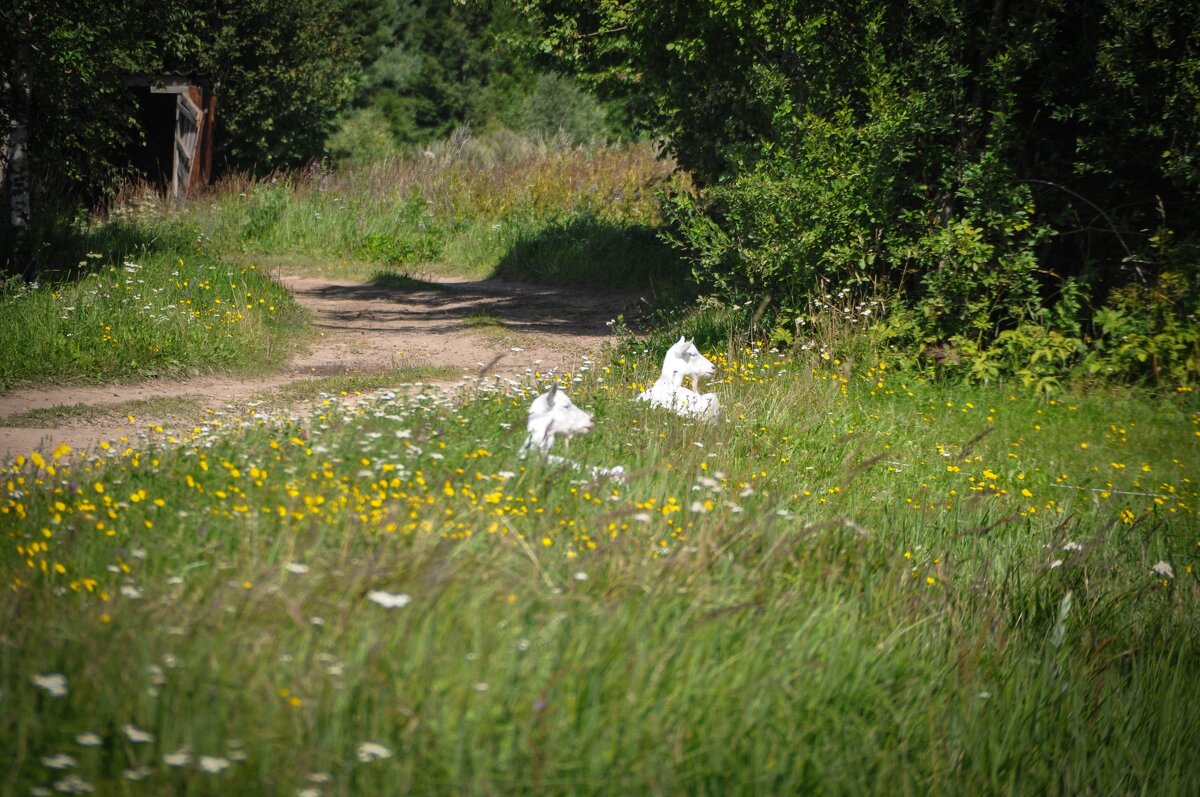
0,0 -> 193,198
200,0 -> 361,173
526,0 -> 1200,386
0,0 -> 197,273
0,0 -> 361,272
0,0 -> 361,181
328,0 -> 626,164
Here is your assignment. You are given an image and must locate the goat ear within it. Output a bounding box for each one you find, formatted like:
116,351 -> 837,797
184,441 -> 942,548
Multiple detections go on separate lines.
677,335 -> 686,344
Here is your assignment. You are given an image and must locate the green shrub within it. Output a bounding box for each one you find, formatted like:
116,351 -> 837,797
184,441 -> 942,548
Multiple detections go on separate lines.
517,73 -> 615,142
532,0 -> 1200,388
327,107 -> 401,166
1088,271 -> 1200,386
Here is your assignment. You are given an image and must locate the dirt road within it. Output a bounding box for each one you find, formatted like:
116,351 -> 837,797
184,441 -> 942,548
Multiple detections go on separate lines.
0,273 -> 640,462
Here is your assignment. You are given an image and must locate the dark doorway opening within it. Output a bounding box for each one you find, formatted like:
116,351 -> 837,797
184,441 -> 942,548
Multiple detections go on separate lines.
123,75 -> 217,198
129,89 -> 178,192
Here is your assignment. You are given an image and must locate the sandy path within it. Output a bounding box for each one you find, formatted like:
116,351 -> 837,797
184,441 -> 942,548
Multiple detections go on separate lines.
0,273 -> 640,462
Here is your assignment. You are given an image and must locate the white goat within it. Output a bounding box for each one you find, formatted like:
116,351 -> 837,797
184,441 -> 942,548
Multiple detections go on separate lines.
519,383 -> 594,456
637,336 -> 721,421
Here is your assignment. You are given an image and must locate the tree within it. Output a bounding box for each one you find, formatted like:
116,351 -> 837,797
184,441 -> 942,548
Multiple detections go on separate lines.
197,0 -> 361,173
330,0 -> 628,152
341,1 -> 540,143
1,0 -> 200,273
0,0 -> 364,273
524,0 -> 1200,380
3,10 -> 33,268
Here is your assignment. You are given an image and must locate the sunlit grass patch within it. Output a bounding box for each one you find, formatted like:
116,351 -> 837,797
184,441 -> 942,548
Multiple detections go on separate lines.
0,246 -> 308,391
368,270 -> 455,293
115,134 -> 688,292
1,396 -> 206,428
459,313 -> 519,348
462,312 -> 507,330
230,252 -> 374,281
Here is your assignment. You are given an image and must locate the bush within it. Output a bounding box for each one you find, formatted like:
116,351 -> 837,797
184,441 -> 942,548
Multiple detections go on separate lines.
517,73 -> 615,143
665,108 -> 1053,357
1088,270 -> 1200,386
531,0 -> 1200,387
327,107 -> 401,166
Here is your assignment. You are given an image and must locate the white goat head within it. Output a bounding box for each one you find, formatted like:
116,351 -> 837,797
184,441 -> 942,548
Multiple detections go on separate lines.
661,336 -> 716,389
520,383 -> 594,456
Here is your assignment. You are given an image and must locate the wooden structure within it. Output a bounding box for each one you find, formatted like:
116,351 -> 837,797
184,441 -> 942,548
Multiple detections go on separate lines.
125,74 -> 217,198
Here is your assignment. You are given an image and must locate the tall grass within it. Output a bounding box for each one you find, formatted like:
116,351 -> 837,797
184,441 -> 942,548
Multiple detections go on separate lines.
116,130 -> 684,289
0,222 -> 306,391
3,345 -> 1197,794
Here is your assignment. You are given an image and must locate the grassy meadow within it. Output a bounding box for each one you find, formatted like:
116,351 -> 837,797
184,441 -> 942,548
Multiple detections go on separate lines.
0,225 -> 306,392
2,133 -> 1199,795
127,132 -> 681,289
1,134 -> 681,391
3,346 -> 1198,795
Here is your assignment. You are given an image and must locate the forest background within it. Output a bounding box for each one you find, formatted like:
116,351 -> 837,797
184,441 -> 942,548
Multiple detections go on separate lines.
1,0 -> 1198,388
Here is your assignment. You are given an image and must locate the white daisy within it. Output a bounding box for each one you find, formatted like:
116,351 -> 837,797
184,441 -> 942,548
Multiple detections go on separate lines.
1152,560 -> 1175,579
122,766 -> 153,781
53,774 -> 94,793
355,741 -> 393,763
33,673 -> 68,698
122,724 -> 155,744
164,748 -> 191,767
366,590 -> 412,608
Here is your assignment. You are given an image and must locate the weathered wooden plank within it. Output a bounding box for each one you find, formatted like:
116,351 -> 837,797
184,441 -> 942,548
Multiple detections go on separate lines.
177,91 -> 201,122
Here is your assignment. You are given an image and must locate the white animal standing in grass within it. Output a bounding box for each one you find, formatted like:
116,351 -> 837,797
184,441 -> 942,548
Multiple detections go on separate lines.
520,383 -> 594,456
637,336 -> 721,421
